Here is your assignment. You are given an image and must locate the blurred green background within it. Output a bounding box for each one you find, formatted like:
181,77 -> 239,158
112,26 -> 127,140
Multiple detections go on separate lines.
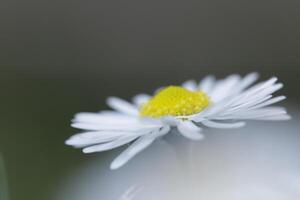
0,0 -> 300,199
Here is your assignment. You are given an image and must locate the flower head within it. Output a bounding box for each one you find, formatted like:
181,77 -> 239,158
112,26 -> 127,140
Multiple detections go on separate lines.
66,72 -> 290,170
140,86 -> 210,117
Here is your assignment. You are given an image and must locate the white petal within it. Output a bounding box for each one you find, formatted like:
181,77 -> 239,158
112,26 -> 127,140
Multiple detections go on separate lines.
72,112 -> 162,132
132,94 -> 151,107
220,107 -> 287,121
197,77 -> 285,121
65,129 -> 151,148
249,96 -> 286,110
177,121 -> 204,140
213,107 -> 286,120
157,125 -> 172,136
220,95 -> 272,115
106,97 -> 139,116
110,133 -> 158,170
209,74 -> 241,102
199,75 -> 215,93
71,122 -> 162,132
65,131 -> 125,148
161,116 -> 179,126
188,110 -> 208,122
73,112 -> 138,124
258,114 -> 291,120
233,77 -> 279,104
201,120 -> 246,129
230,107 -> 287,119
222,83 -> 279,111
110,126 -> 170,169
192,102 -> 227,121
234,72 -> 259,93
82,136 -> 139,153
239,83 -> 283,105
192,84 -> 283,122
182,79 -> 198,91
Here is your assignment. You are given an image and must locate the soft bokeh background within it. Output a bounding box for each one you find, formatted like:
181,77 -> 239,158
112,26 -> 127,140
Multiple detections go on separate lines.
0,0 -> 300,199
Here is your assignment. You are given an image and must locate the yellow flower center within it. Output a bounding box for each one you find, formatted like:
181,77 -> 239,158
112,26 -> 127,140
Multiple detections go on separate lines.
140,86 -> 210,118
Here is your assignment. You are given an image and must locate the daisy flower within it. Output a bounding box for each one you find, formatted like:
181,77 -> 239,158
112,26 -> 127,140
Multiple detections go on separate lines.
66,72 -> 290,170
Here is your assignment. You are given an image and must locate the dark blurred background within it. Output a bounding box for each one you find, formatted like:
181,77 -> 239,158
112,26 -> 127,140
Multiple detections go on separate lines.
0,0 -> 300,199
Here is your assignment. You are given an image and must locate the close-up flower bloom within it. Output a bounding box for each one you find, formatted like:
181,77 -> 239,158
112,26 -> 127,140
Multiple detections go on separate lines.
66,72 -> 290,170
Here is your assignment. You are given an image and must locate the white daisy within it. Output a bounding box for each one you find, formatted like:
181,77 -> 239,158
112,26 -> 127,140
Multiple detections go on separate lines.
66,72 -> 290,170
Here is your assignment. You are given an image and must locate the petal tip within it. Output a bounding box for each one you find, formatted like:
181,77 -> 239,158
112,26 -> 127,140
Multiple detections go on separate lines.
82,148 -> 92,153
110,157 -> 128,170
65,139 -> 72,145
106,96 -> 116,104
110,161 -> 122,170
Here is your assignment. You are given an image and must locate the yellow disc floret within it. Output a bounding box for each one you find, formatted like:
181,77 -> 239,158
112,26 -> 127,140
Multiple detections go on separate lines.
140,86 -> 210,118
